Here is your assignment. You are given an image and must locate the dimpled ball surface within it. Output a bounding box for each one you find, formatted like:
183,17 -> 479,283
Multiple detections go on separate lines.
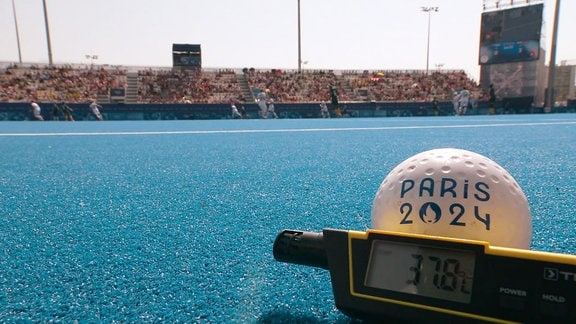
371,148 -> 532,249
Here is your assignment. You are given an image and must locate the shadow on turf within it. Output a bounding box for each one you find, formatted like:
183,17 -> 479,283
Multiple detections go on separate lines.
257,310 -> 358,324
257,310 -> 418,323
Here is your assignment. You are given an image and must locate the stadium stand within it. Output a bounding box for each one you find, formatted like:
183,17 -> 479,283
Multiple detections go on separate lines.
340,70 -> 483,102
243,68 -> 354,103
0,64 -> 126,103
1,63 -> 486,104
136,68 -> 244,104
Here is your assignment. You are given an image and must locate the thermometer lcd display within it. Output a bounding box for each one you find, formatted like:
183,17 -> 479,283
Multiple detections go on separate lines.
364,240 -> 476,304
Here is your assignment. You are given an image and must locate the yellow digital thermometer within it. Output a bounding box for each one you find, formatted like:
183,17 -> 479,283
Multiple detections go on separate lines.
273,229 -> 576,323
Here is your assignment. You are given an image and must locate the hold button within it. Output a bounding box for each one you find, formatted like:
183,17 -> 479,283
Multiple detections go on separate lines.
540,293 -> 567,317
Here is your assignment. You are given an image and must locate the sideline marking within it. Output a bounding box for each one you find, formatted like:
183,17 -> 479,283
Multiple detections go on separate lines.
1,121 -> 576,137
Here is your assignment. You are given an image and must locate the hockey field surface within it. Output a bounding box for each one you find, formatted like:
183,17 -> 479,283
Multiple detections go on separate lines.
1,114 -> 576,322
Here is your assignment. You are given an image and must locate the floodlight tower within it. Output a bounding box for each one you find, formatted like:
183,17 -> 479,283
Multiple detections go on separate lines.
42,0 -> 54,65
11,0 -> 22,64
297,0 -> 302,73
421,6 -> 439,75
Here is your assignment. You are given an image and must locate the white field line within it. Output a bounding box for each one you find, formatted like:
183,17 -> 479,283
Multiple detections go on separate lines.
1,121 -> 576,137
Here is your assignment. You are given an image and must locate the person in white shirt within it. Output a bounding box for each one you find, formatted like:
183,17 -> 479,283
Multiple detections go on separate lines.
458,89 -> 470,116
231,103 -> 242,119
30,100 -> 44,121
452,90 -> 461,116
257,91 -> 268,119
267,98 -> 278,119
320,102 -> 330,118
89,100 -> 103,121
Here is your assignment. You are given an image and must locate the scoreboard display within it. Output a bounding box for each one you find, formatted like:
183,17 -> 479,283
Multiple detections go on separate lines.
479,4 -> 543,65
172,44 -> 201,68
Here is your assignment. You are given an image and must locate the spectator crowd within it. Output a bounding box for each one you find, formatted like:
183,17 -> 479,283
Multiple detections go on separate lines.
1,64 -> 126,103
138,68 -> 243,104
0,63 -> 486,104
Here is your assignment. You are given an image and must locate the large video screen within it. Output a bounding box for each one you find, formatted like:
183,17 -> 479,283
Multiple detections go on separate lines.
172,44 -> 202,68
478,4 -> 543,65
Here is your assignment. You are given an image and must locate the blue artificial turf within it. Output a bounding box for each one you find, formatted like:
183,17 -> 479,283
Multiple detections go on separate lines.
1,115 -> 576,322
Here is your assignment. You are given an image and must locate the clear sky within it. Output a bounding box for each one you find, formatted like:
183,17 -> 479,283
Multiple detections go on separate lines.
1,0 -> 575,81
